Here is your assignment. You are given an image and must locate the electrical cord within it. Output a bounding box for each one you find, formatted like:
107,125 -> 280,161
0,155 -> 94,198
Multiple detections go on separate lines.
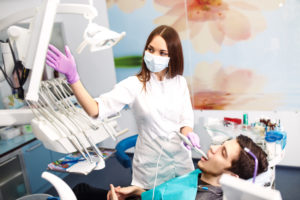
0,39 -> 30,99
152,145 -> 164,200
0,64 -> 17,89
0,49 -> 18,90
7,38 -> 29,99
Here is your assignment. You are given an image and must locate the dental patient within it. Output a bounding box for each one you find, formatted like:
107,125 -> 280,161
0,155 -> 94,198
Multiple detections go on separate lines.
73,135 -> 268,200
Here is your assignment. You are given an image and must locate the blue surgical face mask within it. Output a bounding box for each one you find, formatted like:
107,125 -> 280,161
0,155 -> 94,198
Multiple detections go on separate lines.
144,51 -> 170,72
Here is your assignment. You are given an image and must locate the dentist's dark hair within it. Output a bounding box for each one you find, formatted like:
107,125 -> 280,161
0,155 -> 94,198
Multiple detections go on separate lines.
137,25 -> 184,90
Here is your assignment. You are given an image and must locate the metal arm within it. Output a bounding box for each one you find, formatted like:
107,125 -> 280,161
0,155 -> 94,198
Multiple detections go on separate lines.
0,4 -> 97,31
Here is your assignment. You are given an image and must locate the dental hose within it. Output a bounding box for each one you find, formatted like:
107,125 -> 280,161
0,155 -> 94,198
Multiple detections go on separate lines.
244,147 -> 258,183
152,145 -> 163,200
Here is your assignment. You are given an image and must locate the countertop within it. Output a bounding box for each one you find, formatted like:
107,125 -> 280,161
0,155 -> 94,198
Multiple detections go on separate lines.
0,133 -> 36,157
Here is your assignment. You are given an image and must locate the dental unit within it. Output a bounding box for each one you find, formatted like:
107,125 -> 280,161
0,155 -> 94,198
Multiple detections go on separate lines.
0,0 -> 127,172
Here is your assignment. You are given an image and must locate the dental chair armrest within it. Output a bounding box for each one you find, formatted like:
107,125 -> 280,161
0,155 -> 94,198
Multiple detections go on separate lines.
115,134 -> 138,168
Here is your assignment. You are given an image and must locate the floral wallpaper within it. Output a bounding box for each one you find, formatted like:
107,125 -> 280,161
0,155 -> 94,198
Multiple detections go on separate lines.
107,0 -> 300,111
153,0 -> 281,53
106,0 -> 146,13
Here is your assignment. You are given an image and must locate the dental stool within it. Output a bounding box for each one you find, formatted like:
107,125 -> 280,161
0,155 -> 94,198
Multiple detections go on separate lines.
115,134 -> 138,169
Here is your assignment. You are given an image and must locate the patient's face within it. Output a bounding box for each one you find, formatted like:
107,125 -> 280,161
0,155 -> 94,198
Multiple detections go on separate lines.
197,139 -> 241,176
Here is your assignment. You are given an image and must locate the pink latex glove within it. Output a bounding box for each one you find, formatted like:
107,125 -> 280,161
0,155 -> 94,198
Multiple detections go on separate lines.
184,132 -> 201,150
46,44 -> 79,84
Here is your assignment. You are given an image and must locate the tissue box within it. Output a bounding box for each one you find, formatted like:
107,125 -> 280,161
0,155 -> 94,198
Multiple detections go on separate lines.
0,127 -> 21,140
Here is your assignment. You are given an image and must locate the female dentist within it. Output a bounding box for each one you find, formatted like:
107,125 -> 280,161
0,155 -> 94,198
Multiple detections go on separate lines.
46,25 -> 201,190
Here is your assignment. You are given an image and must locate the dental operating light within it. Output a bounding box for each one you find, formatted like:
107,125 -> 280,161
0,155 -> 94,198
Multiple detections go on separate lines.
77,22 -> 126,53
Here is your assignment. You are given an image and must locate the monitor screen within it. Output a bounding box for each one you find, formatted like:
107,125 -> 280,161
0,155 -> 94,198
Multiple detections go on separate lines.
25,0 -> 59,101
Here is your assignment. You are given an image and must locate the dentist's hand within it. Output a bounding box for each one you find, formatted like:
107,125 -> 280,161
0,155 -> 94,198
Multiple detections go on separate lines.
46,44 -> 79,84
184,132 -> 201,150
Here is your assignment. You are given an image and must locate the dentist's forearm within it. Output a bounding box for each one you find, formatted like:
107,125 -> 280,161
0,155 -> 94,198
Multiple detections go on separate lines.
70,80 -> 99,118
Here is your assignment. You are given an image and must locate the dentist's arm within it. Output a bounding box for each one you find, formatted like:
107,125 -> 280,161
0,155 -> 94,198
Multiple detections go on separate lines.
70,81 -> 99,118
46,44 -> 99,118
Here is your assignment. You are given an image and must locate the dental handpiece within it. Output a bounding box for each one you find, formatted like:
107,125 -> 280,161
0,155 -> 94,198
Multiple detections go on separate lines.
177,132 -> 208,159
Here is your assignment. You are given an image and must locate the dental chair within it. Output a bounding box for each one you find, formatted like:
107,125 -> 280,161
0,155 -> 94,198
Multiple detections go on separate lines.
115,134 -> 138,169
16,172 -> 76,200
16,134 -> 138,200
41,172 -> 76,200
220,173 -> 282,200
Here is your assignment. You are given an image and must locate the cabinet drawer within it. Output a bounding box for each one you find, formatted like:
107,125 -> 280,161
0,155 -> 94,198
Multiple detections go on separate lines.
0,155 -> 22,183
0,172 -> 27,200
22,140 -> 52,193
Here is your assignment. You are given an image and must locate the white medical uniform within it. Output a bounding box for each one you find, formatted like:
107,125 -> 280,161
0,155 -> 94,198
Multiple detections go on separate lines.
95,73 -> 194,189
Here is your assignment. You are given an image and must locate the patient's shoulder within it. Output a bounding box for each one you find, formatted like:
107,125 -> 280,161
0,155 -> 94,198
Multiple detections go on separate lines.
196,185 -> 223,200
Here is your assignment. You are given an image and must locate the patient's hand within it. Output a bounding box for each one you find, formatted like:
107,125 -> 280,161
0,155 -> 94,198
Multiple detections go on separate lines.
107,184 -> 145,200
107,184 -> 119,200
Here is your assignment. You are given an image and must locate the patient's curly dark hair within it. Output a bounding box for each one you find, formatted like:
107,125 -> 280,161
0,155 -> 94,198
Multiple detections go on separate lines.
229,135 -> 269,179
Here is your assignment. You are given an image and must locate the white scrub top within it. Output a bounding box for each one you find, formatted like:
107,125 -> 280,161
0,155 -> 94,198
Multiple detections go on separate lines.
95,73 -> 194,189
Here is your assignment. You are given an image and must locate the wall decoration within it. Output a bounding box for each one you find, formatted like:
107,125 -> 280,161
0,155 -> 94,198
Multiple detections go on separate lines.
107,0 -> 300,111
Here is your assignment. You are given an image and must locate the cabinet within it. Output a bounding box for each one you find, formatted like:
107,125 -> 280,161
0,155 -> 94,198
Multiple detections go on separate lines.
22,140 -> 68,194
22,140 -> 52,193
0,149 -> 29,200
0,136 -> 69,198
